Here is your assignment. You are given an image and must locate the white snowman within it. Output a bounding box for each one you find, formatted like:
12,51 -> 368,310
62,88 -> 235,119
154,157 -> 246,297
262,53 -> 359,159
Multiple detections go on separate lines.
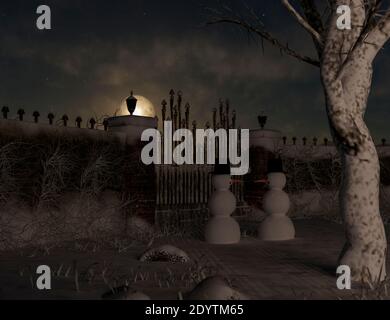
205,163 -> 241,244
258,158 -> 295,241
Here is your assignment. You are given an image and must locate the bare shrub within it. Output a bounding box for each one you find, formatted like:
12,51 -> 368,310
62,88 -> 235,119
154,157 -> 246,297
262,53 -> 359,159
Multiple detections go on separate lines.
281,146 -> 390,223
0,132 -> 148,250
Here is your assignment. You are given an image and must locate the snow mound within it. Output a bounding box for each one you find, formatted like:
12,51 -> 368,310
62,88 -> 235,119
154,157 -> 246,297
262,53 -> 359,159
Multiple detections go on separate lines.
187,276 -> 249,300
140,245 -> 190,263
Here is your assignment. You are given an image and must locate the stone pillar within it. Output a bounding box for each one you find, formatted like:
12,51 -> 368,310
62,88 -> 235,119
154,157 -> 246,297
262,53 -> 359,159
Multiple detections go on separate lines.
107,115 -> 158,225
107,115 -> 158,146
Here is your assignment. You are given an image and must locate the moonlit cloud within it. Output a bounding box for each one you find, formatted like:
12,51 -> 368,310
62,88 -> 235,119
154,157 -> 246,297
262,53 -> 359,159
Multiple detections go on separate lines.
0,0 -> 389,141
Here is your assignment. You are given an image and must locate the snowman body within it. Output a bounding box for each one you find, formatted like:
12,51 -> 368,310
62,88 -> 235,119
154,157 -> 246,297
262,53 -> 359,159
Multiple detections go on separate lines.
258,172 -> 295,241
205,174 -> 241,244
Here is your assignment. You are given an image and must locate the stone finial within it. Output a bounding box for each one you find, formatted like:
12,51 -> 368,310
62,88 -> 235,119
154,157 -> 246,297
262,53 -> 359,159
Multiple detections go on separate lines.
62,114 -> 69,127
103,119 -> 109,131
89,118 -> 96,129
48,113 -> 55,125
258,115 -> 267,129
33,111 -> 40,123
75,116 -> 83,128
1,106 -> 9,119
17,108 -> 25,121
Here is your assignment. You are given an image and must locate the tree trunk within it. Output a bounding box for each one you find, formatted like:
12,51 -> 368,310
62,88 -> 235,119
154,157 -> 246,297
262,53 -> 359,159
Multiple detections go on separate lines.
337,121 -> 386,283
323,69 -> 387,283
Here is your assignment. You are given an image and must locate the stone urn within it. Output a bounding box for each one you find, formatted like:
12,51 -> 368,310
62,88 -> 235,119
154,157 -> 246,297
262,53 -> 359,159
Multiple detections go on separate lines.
258,159 -> 295,241
205,164 -> 241,244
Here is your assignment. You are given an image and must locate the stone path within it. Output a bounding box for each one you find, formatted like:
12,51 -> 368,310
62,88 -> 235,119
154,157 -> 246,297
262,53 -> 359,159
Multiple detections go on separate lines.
1,219 -> 389,300
169,219 -> 390,299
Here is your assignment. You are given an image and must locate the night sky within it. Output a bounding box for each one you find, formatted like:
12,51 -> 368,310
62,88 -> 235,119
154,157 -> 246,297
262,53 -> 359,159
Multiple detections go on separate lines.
0,0 -> 389,141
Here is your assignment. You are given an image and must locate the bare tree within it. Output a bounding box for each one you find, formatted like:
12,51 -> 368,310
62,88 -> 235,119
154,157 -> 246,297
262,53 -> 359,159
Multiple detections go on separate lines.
208,0 -> 390,283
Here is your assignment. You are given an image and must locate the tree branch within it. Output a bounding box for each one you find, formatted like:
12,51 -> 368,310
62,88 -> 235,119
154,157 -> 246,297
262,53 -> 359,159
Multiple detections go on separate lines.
207,17 -> 320,67
363,8 -> 390,62
281,0 -> 323,45
299,0 -> 325,34
299,0 -> 326,56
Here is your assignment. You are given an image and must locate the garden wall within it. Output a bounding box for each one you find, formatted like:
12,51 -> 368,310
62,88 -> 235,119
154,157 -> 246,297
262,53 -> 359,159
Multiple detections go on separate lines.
0,120 -> 156,250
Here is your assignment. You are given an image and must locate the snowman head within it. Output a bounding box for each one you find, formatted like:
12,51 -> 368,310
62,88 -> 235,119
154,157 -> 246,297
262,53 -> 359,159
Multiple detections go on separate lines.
212,174 -> 231,190
212,163 -> 232,190
267,172 -> 286,189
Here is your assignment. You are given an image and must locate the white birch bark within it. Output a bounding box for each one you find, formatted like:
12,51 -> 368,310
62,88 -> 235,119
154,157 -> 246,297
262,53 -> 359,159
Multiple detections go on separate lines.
321,0 -> 390,283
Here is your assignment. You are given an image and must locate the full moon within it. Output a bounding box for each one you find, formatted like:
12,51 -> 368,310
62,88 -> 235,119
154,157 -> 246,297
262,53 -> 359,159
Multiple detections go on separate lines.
119,95 -> 156,117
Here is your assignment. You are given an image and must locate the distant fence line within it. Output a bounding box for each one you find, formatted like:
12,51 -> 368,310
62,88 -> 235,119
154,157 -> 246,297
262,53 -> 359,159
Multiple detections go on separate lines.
281,136 -> 389,147
1,106 -> 109,131
2,108 -> 389,147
